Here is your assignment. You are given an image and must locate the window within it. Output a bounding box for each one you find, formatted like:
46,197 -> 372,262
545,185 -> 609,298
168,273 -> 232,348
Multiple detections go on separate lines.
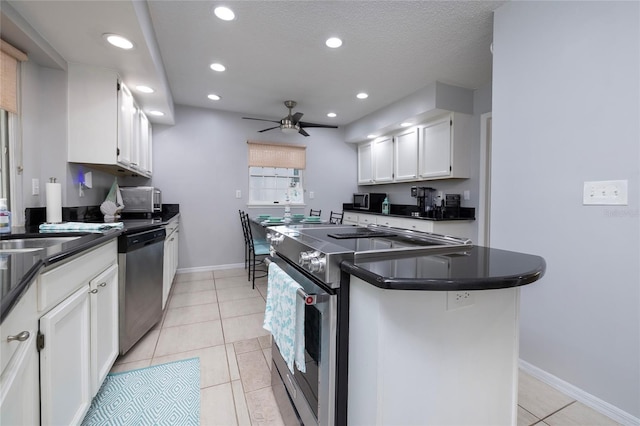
0,110 -> 9,201
247,141 -> 306,205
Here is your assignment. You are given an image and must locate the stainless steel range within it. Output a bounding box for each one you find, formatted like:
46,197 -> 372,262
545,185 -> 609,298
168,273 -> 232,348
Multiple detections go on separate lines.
266,224 -> 471,426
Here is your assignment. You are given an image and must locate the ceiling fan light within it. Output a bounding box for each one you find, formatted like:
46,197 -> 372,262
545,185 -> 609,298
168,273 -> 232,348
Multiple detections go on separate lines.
281,127 -> 298,135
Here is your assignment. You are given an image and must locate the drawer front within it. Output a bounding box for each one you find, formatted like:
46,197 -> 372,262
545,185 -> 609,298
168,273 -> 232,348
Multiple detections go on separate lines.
405,219 -> 434,233
358,214 -> 377,225
38,240 -> 117,313
376,216 -> 405,228
343,213 -> 358,224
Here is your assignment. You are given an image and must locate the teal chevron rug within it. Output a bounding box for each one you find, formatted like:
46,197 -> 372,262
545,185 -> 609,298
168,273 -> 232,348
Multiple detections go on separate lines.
81,358 -> 200,425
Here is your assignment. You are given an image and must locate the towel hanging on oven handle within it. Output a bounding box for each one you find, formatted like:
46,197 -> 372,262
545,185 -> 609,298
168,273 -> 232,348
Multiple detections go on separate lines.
265,257 -> 325,306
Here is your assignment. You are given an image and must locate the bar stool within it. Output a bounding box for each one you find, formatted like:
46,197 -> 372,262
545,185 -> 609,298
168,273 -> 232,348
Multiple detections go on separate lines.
329,211 -> 343,224
309,209 -> 322,217
240,211 -> 269,288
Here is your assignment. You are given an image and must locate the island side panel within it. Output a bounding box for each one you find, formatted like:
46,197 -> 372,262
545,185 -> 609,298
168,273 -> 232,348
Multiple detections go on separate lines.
348,276 -> 520,425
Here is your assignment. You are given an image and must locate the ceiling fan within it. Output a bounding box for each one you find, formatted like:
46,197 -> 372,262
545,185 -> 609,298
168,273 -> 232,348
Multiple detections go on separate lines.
243,100 -> 338,137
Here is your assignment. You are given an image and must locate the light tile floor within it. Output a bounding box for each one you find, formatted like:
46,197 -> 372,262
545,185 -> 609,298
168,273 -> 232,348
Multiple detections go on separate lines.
112,268 -> 622,426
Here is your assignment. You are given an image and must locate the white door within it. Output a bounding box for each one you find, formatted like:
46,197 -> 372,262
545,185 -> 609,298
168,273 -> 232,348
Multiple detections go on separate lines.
40,286 -> 92,426
394,128 -> 418,181
357,142 -> 374,184
90,264 -> 119,395
373,136 -> 394,183
419,116 -> 452,178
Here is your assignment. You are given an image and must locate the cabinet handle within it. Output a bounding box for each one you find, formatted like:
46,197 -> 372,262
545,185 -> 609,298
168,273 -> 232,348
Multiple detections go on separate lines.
98,282 -> 107,287
89,289 -> 99,294
7,331 -> 29,342
170,238 -> 175,242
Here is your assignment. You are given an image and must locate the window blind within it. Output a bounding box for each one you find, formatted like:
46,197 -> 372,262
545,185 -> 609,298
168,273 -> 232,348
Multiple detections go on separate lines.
0,39 -> 28,114
247,140 -> 306,169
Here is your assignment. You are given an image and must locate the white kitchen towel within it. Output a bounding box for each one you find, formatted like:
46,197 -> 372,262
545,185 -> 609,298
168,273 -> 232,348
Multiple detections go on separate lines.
39,222 -> 124,232
263,262 -> 306,373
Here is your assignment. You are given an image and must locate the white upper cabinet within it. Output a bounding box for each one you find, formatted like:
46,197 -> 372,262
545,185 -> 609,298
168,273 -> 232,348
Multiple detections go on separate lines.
68,63 -> 152,177
373,136 -> 394,183
394,128 -> 419,181
358,137 -> 394,185
418,112 -> 471,179
357,142 -> 374,184
356,112 -> 471,185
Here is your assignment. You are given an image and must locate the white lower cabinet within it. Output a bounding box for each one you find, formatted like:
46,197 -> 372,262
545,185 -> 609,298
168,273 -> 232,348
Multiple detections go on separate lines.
90,264 -> 119,395
37,240 -> 118,426
163,218 -> 180,309
40,285 -> 92,426
0,285 -> 39,425
343,212 -> 359,225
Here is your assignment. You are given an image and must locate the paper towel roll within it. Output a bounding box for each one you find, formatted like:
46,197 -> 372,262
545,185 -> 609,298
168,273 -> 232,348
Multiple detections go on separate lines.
46,182 -> 62,223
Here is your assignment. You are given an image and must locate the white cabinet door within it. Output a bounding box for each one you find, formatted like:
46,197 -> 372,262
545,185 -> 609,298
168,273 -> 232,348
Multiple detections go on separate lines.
357,142 -> 374,184
373,136 -> 394,183
343,212 -> 359,225
138,111 -> 151,176
40,285 -> 92,426
358,214 -> 377,226
117,82 -> 134,167
419,116 -> 452,178
394,128 -> 418,181
90,264 -> 119,396
0,285 -> 39,426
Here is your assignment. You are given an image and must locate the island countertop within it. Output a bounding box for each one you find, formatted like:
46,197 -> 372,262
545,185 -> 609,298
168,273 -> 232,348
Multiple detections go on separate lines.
341,245 -> 546,291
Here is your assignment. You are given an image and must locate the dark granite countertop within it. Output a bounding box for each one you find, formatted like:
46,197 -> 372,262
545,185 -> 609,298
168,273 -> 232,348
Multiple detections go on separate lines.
341,245 -> 546,291
0,209 -> 180,323
343,205 -> 476,222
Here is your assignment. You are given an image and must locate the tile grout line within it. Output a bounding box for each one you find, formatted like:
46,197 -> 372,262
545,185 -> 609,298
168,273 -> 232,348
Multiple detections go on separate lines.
535,400 -> 577,424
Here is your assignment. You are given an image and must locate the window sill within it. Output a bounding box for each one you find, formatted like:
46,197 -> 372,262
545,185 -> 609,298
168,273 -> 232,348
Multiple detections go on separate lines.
247,203 -> 307,208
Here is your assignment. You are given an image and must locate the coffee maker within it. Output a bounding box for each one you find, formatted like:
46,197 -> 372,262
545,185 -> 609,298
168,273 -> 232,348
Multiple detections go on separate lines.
411,186 -> 437,217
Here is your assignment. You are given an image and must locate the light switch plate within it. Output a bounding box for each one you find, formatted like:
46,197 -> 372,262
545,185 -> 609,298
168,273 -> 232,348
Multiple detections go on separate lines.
583,180 -> 628,205
309,191 -> 315,199
235,190 -> 241,198
32,178 -> 39,195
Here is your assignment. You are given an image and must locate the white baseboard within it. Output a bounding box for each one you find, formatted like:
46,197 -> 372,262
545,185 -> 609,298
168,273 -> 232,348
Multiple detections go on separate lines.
519,359 -> 639,426
176,263 -> 245,275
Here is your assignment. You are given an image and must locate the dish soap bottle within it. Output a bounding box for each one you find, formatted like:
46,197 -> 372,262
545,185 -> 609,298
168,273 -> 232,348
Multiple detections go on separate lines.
0,198 -> 11,234
382,196 -> 390,215
284,191 -> 291,223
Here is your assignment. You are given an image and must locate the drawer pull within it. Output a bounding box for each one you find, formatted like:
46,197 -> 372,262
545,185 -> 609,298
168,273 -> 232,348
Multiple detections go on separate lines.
98,282 -> 107,287
89,289 -> 99,294
7,331 -> 29,342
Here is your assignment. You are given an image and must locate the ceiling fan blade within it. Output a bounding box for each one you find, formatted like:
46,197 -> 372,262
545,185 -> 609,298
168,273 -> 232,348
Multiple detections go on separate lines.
291,112 -> 303,125
298,121 -> 339,129
242,117 -> 281,124
298,128 -> 310,137
258,126 -> 281,133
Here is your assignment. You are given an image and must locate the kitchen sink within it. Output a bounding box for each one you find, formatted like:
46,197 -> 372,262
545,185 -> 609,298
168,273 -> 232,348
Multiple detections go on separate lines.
0,236 -> 82,253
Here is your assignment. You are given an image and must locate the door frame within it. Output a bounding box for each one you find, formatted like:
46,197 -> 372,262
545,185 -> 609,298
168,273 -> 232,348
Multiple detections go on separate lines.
478,112 -> 492,247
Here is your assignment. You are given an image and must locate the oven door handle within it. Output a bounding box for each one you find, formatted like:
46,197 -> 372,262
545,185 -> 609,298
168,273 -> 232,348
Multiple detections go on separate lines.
266,257 -> 328,306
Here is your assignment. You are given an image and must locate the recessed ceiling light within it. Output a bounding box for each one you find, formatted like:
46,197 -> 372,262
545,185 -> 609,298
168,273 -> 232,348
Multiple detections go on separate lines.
325,37 -> 342,48
367,134 -> 378,139
357,92 -> 369,100
148,111 -> 164,117
400,122 -> 412,127
208,94 -> 221,101
136,85 -> 154,94
213,6 -> 235,21
327,112 -> 337,118
103,33 -> 134,50
210,63 -> 226,72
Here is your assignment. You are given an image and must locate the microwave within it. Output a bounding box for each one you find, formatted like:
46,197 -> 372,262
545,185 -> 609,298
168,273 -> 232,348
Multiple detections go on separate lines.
353,193 -> 387,212
120,186 -> 162,214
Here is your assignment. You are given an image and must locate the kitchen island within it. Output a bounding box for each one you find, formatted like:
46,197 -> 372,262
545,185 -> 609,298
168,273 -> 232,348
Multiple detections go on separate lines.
341,246 -> 546,425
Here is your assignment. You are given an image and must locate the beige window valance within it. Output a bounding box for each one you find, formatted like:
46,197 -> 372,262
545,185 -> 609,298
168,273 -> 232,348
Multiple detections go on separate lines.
247,140 -> 306,169
0,39 -> 28,114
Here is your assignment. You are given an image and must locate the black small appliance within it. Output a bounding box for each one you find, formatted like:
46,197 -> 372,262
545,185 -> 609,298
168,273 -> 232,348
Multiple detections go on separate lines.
411,186 -> 437,217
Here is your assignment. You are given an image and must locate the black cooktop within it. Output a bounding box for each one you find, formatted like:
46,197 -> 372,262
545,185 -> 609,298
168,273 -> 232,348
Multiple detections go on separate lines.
327,231 -> 397,239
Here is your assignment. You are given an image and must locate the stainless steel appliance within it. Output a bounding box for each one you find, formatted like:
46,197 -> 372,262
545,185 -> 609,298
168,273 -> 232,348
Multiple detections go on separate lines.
120,186 -> 162,214
411,186 -> 437,217
118,227 -> 165,354
266,224 -> 471,425
352,193 -> 387,212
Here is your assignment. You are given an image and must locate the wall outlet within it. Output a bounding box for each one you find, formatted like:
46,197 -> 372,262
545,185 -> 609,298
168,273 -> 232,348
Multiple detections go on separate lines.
447,291 -> 474,310
235,190 -> 242,198
309,191 -> 315,199
463,190 -> 470,200
583,180 -> 628,205
31,178 -> 39,196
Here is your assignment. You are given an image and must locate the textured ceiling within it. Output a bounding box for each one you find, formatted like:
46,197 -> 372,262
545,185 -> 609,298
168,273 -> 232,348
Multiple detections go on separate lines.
5,0 -> 505,127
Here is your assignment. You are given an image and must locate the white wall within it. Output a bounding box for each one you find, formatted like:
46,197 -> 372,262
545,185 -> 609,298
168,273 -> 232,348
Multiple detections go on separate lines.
493,1 -> 639,419
151,104 -> 357,269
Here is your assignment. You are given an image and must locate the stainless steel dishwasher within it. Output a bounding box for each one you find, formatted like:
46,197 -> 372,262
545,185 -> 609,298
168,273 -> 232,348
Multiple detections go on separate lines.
118,227 -> 166,355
